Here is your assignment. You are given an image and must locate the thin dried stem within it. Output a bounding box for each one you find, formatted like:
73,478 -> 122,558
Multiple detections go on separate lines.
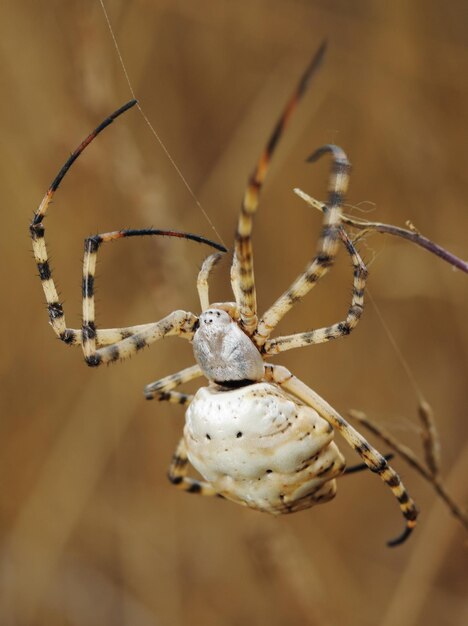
348,407 -> 468,531
294,188 -> 468,274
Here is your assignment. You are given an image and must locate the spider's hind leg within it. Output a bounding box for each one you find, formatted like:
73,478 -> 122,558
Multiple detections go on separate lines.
168,437 -> 218,497
343,454 -> 394,476
265,364 -> 418,546
144,366 -> 218,495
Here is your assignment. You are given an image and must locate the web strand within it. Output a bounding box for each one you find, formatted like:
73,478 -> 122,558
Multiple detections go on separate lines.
99,0 -> 429,410
367,288 -> 425,403
97,0 -> 226,248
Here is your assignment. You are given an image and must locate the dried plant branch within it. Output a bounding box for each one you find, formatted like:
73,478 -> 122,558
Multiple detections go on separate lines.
417,400 -> 440,478
295,188 -> 467,529
348,407 -> 468,532
294,188 -> 468,274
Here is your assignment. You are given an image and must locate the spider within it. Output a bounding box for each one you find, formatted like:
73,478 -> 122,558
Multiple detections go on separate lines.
31,42 -> 417,547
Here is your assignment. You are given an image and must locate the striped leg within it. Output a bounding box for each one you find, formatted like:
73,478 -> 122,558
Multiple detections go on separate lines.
31,225 -> 222,351
232,42 -> 327,335
264,223 -> 368,355
82,310 -> 197,366
155,392 -> 193,406
69,324 -> 168,348
146,368 -> 218,495
168,437 -> 218,496
29,212 -> 166,349
254,145 -> 349,348
31,100 -> 225,351
79,231 -> 203,367
31,218 -> 157,347
80,231 -> 203,366
197,252 -> 224,312
343,454 -> 394,476
265,364 -> 418,546
144,364 -> 203,401
31,101 -> 137,345
80,227 -> 227,366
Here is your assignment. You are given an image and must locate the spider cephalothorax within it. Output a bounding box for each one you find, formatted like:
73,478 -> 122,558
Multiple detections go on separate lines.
192,308 -> 264,383
31,42 -> 417,546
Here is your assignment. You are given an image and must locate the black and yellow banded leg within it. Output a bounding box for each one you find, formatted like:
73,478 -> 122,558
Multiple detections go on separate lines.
80,230 -> 210,366
144,364 -> 203,401
30,101 -> 146,347
168,438 -> 218,496
89,324 -> 165,348
343,454 -> 394,476
254,145 -> 350,348
155,392 -> 193,406
32,222 -> 222,350
81,309 -> 198,367
264,222 -> 368,355
30,219 -> 150,347
71,228 -> 222,350
265,364 -> 418,547
232,42 -> 327,336
30,99 -> 225,355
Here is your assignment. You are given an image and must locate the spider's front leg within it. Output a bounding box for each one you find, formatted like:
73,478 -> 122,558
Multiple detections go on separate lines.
32,221 -> 213,355
253,144 -> 351,349
31,100 -> 226,363
80,229 -> 205,366
265,364 -> 418,546
30,101 -> 143,348
264,218 -> 368,354
232,42 -> 327,335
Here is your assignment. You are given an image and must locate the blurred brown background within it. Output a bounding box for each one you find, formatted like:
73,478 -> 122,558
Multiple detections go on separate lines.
1,1 -> 467,625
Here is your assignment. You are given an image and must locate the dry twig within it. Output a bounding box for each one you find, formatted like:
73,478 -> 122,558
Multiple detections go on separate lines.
294,188 -> 468,274
348,405 -> 468,532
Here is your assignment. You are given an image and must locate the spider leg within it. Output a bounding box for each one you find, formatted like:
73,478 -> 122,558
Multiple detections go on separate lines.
197,252 -> 224,312
264,221 -> 367,354
80,231 -> 199,365
168,437 -> 219,496
155,392 -> 194,406
232,42 -> 326,335
34,225 -> 222,350
144,364 -> 202,401
343,454 -> 394,476
69,324 -> 168,348
264,364 -> 418,546
30,100 -> 137,343
146,367 -> 218,494
82,310 -> 197,367
31,221 -> 150,346
31,100 -> 225,354
254,145 -> 349,348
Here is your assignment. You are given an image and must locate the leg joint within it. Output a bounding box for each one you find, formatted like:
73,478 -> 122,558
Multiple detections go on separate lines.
85,353 -> 102,367
84,235 -> 102,253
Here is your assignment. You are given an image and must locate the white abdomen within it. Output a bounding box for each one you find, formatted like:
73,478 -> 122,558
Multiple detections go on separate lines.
184,382 -> 345,514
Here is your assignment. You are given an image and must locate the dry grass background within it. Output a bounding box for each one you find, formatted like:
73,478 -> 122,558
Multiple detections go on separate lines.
0,1 -> 467,624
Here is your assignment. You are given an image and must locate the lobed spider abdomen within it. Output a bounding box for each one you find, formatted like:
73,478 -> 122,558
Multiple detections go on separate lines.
185,380 -> 345,514
31,42 -> 417,547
